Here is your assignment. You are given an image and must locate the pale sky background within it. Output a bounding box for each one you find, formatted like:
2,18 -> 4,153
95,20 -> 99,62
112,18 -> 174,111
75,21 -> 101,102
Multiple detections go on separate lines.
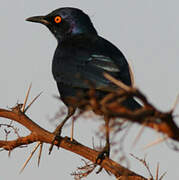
0,1 -> 179,180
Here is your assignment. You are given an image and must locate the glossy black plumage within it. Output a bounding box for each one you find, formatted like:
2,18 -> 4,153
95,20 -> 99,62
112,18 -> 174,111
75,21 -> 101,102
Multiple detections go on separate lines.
52,35 -> 136,107
26,7 -> 141,155
27,7 -> 141,110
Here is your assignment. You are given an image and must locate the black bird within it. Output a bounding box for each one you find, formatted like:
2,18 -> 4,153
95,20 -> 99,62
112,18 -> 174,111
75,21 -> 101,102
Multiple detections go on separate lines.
26,7 -> 141,158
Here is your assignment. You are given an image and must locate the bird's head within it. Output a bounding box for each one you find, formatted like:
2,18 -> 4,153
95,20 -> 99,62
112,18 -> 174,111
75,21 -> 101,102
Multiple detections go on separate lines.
26,7 -> 97,41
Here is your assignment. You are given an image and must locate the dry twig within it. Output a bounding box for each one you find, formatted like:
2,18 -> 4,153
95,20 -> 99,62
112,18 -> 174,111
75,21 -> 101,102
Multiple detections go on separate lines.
0,106 -> 146,179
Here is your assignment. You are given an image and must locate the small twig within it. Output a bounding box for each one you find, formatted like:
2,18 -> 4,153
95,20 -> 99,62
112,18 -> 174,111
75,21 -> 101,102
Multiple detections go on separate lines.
70,118 -> 74,141
0,123 -> 20,139
159,172 -> 167,180
143,136 -> 168,150
38,142 -> 43,167
24,92 -> 43,113
4,129 -> 10,141
171,93 -> 179,113
71,159 -> 97,179
8,150 -> 11,157
21,83 -> 32,112
131,123 -> 146,148
130,154 -> 153,179
19,141 -> 41,173
155,162 -> 159,180
103,72 -> 131,91
92,137 -> 95,150
128,60 -> 135,87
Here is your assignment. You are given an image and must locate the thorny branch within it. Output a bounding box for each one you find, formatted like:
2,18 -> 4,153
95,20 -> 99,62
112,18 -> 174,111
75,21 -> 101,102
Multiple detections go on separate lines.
80,73 -> 179,142
0,75 -> 178,179
0,108 -> 146,179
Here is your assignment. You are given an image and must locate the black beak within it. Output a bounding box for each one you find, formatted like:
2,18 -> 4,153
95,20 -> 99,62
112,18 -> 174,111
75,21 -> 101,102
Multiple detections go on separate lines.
26,16 -> 50,25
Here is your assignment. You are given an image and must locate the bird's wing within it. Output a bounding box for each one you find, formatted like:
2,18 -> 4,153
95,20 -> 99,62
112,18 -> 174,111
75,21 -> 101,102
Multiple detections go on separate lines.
53,54 -> 128,93
53,35 -> 141,110
82,54 -> 121,92
88,55 -> 120,73
53,35 -> 132,92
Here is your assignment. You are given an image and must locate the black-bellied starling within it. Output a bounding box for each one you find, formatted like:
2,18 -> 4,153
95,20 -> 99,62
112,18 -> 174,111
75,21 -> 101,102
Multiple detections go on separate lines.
26,7 -> 141,158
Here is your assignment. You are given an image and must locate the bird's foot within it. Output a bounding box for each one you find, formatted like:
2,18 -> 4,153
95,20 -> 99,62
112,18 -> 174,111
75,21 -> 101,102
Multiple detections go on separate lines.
49,124 -> 63,154
96,145 -> 110,164
95,144 -> 110,173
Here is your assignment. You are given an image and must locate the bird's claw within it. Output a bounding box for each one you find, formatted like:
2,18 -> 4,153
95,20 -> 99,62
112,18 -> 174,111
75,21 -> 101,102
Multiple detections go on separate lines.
95,146 -> 110,174
96,143 -> 110,163
95,148 -> 110,164
49,129 -> 62,154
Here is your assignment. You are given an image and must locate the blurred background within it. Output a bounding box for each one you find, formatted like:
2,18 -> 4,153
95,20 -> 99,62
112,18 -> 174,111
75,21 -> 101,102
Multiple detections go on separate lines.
0,1 -> 179,179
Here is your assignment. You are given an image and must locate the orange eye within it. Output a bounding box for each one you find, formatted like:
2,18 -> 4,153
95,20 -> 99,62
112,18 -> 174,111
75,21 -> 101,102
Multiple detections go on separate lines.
54,16 -> 62,23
